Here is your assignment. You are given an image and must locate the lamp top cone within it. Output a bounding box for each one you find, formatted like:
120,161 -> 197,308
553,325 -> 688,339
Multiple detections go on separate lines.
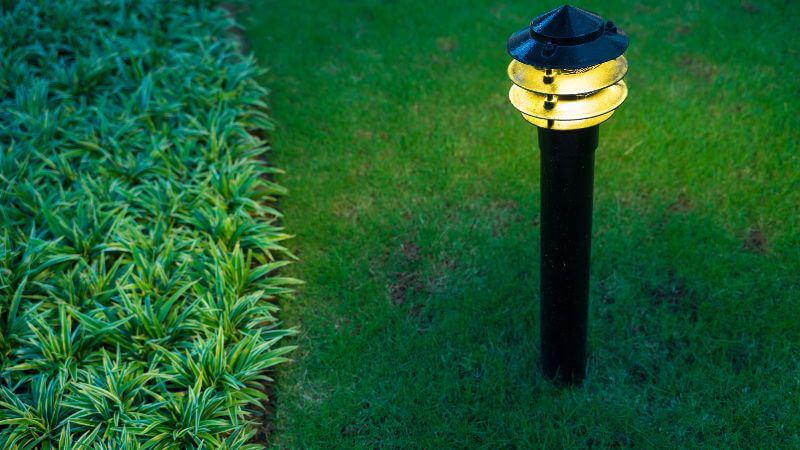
507,5 -> 628,70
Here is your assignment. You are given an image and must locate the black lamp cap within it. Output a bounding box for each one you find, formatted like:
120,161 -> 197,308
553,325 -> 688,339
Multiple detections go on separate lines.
507,5 -> 628,70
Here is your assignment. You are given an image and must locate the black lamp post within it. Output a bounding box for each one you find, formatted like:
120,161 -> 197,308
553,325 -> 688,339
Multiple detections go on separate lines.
506,5 -> 629,384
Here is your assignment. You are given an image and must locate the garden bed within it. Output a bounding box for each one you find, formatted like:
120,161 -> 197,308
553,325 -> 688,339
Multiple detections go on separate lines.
0,1 -> 295,447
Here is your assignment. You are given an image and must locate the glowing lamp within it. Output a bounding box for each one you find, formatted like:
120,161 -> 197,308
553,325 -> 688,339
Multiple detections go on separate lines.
507,4 -> 628,130
506,5 -> 629,385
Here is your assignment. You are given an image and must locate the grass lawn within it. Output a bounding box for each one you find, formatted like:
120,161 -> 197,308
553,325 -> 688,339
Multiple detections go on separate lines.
246,0 -> 799,447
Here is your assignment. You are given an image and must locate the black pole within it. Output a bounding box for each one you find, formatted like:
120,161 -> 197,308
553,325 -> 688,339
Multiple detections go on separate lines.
538,125 -> 598,385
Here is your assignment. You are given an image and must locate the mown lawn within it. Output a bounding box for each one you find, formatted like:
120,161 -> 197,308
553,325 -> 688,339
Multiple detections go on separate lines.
247,0 -> 799,447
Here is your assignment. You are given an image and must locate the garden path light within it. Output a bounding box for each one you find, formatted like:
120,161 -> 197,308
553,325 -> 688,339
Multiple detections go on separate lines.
506,5 -> 629,385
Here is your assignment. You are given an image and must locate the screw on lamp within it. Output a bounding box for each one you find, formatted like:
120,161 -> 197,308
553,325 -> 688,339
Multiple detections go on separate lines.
506,5 -> 629,385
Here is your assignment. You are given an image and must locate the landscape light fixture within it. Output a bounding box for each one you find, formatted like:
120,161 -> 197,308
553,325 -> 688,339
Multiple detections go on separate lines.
506,5 -> 629,384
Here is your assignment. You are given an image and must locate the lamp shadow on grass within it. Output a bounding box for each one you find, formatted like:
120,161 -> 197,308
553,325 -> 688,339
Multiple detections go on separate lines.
589,204 -> 793,386
364,195 -> 798,444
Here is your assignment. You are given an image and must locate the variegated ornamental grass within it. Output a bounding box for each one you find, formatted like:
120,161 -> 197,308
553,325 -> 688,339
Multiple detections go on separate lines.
0,1 -> 297,448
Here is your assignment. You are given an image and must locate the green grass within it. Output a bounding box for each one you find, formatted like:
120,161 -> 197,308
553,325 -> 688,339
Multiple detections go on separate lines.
246,0 -> 800,447
0,1 -> 295,447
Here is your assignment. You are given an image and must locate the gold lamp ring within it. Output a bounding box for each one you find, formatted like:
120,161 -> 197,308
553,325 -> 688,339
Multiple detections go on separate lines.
521,111 -> 616,130
508,80 -> 628,121
508,56 -> 628,96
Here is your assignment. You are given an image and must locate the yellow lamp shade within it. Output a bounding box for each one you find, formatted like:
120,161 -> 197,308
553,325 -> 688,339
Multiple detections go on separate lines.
508,56 -> 628,96
521,110 -> 616,130
506,5 -> 629,130
508,80 -> 627,122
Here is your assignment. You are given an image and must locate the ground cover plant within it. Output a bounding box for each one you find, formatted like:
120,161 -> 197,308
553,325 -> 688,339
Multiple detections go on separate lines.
247,0 -> 800,447
0,0 -> 295,447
